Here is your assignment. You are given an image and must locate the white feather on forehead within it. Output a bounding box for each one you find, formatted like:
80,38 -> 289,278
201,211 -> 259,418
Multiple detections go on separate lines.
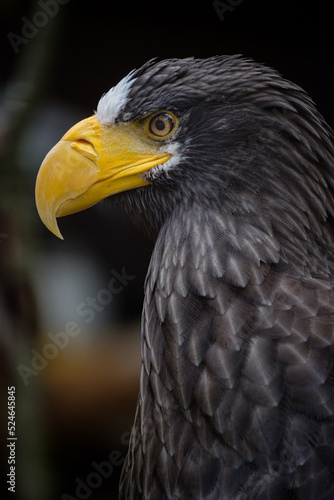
95,70 -> 136,125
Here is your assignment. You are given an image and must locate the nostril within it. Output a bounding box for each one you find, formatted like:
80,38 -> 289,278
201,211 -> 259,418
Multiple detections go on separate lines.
71,139 -> 98,160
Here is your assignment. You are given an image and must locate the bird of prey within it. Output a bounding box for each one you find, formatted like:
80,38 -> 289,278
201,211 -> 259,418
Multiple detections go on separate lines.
35,56 -> 334,499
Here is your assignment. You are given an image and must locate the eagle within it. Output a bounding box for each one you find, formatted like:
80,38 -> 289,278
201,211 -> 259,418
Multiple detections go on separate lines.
35,56 -> 334,499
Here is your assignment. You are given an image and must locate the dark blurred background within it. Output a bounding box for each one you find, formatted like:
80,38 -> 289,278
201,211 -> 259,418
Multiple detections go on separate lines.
0,1 -> 333,499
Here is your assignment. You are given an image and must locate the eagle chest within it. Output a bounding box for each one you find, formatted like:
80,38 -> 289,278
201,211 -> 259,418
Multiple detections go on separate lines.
133,209 -> 334,499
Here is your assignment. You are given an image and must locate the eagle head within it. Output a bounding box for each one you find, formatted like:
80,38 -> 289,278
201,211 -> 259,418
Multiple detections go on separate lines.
36,56 -> 334,255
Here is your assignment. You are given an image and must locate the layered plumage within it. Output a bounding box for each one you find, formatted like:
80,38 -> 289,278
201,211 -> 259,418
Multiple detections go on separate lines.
36,55 -> 334,499
113,57 -> 334,499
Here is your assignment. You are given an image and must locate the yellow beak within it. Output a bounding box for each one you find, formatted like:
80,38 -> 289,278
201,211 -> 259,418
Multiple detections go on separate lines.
35,115 -> 170,239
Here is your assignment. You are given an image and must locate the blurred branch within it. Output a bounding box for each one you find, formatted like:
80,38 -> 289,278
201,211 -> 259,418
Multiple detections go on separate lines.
0,0 -> 66,170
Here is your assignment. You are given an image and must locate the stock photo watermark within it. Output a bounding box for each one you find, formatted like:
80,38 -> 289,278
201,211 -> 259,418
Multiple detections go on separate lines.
7,0 -> 70,54
61,448 -> 125,500
7,386 -> 16,494
236,438 -> 307,499
17,267 -> 135,385
61,421 -> 155,499
213,0 -> 244,22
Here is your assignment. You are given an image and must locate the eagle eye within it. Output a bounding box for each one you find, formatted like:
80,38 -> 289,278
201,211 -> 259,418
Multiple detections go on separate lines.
147,112 -> 177,139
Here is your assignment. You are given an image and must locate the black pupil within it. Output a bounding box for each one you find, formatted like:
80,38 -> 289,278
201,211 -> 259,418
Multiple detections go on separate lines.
155,118 -> 166,131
